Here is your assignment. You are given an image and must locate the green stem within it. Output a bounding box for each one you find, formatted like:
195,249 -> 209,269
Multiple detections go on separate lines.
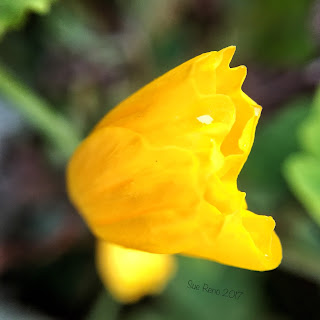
0,62 -> 81,159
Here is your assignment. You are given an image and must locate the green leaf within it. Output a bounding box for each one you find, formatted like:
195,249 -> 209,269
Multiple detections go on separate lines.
0,0 -> 56,38
298,88 -> 320,158
284,154 -> 320,227
283,88 -> 320,228
239,97 -> 311,213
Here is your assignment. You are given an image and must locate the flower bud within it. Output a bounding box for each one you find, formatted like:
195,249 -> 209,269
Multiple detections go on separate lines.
67,46 -> 282,271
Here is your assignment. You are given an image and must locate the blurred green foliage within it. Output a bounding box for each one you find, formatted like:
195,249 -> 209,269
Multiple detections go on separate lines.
225,0 -> 316,66
0,64 -> 81,161
240,97 -> 311,214
0,0 -> 56,37
285,89 -> 320,227
88,256 -> 267,320
0,0 -> 319,320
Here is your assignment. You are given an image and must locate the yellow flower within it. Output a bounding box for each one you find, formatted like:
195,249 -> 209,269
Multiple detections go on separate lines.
67,46 -> 282,271
96,241 -> 176,303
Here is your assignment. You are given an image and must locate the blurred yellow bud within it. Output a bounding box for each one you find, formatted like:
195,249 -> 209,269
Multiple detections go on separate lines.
67,46 -> 282,271
96,241 -> 176,303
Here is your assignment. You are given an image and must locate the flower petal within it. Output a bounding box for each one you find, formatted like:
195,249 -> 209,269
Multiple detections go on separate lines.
183,210 -> 282,271
96,241 -> 176,303
67,46 -> 282,271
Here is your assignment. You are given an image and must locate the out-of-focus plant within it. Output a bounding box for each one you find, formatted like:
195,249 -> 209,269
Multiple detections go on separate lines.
0,0 -> 79,162
0,0 -> 56,38
0,64 -> 81,161
225,0 -> 316,66
0,0 -> 175,308
284,88 -> 320,227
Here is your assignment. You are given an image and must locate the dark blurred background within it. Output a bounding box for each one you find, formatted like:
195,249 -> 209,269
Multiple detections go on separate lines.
0,0 -> 320,319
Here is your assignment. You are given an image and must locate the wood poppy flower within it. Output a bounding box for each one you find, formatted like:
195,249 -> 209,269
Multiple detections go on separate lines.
67,46 -> 282,271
